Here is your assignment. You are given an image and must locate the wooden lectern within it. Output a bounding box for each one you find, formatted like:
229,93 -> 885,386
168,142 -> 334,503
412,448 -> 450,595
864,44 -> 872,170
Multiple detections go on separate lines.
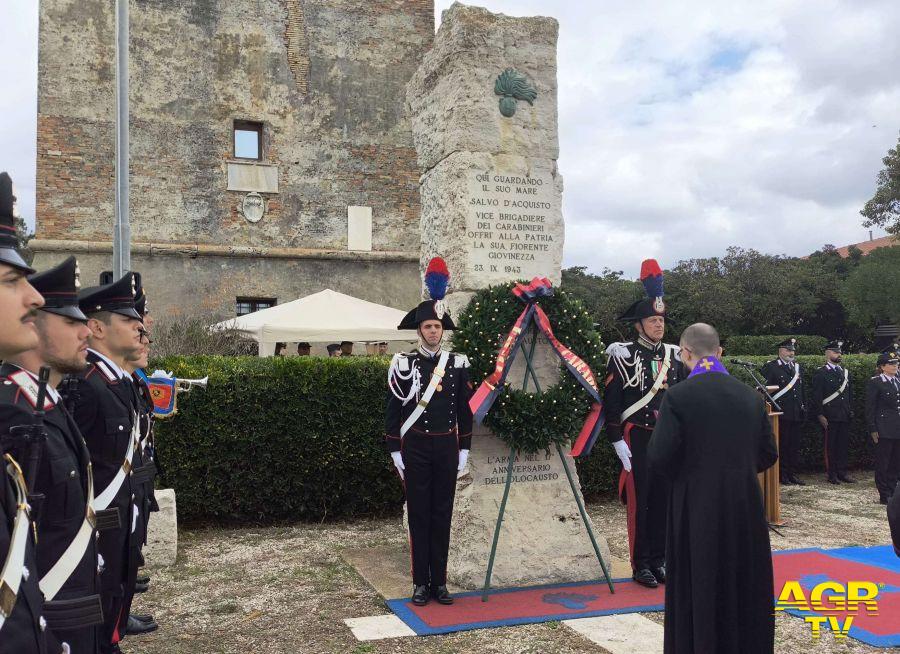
758,402 -> 784,526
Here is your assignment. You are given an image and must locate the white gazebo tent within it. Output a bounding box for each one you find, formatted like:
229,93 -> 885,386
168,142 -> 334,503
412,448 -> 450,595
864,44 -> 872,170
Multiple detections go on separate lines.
211,289 -> 418,356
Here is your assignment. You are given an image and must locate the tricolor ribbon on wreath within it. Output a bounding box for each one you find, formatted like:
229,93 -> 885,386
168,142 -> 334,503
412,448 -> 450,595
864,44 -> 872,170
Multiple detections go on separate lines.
468,277 -> 606,457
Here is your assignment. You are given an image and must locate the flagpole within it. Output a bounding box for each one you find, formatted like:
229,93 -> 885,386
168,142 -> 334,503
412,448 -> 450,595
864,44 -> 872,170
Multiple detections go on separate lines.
113,0 -> 131,278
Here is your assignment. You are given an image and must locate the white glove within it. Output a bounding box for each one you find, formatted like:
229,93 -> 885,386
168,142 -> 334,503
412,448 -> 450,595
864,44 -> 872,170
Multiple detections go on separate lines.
613,440 -> 632,472
391,451 -> 405,479
458,449 -> 470,472
132,505 -> 139,533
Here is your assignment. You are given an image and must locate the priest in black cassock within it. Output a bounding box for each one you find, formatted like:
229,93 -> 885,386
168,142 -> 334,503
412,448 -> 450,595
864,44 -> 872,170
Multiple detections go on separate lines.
648,323 -> 778,654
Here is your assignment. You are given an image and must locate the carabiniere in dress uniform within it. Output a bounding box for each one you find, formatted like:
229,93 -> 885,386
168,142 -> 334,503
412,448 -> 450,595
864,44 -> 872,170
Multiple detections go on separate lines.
810,340 -> 855,485
762,338 -> 806,486
866,350 -> 900,505
62,273 -> 144,654
603,259 -> 685,589
0,170 -> 65,653
385,257 -> 473,608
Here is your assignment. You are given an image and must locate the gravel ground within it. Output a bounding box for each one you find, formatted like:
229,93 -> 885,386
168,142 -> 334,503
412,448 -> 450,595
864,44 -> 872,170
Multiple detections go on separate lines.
127,472 -> 893,654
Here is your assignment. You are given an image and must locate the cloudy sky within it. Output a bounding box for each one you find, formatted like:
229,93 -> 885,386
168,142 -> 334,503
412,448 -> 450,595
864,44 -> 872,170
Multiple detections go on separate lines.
3,2 -> 897,278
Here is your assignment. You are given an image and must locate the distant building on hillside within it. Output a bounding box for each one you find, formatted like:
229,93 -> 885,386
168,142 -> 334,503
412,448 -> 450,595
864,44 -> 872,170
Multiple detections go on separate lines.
826,234 -> 897,258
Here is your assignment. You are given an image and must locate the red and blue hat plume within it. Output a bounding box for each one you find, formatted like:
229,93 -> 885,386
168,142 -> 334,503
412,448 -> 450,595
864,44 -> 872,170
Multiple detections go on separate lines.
424,257 -> 449,301
640,259 -> 663,300
640,258 -> 666,316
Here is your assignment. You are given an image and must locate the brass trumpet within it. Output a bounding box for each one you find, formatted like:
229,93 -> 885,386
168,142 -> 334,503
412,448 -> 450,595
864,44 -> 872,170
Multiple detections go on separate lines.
175,376 -> 208,392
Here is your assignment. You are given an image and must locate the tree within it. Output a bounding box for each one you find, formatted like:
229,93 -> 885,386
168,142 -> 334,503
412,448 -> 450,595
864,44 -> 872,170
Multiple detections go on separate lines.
561,267 -> 642,343
861,133 -> 900,236
15,214 -> 33,265
839,246 -> 900,334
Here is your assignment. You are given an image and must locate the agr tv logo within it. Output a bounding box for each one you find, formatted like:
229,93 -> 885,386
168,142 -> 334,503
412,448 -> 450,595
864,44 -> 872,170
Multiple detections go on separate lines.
775,581 -> 880,639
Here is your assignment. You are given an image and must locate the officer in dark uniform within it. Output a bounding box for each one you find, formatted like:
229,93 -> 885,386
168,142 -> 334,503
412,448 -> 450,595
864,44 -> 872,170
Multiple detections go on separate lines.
762,338 -> 806,485
3,257 -> 105,653
0,171 -> 61,653
811,340 -> 855,484
120,274 -> 158,637
604,259 -> 684,589
62,274 -> 143,654
866,351 -> 900,505
385,257 -> 472,607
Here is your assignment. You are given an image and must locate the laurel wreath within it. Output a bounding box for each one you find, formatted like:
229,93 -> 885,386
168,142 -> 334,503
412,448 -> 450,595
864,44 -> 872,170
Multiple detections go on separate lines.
451,283 -> 606,453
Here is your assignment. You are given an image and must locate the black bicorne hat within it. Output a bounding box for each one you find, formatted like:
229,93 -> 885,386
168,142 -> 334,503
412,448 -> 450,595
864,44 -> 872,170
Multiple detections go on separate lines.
397,301 -> 456,331
0,172 -> 35,274
79,272 -> 142,320
618,259 -> 668,323
28,256 -> 88,322
776,337 -> 797,352
398,257 -> 456,330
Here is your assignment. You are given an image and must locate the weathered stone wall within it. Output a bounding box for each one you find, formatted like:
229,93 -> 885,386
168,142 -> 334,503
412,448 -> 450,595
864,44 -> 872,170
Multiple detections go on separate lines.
35,0 -> 432,314
33,246 -> 420,318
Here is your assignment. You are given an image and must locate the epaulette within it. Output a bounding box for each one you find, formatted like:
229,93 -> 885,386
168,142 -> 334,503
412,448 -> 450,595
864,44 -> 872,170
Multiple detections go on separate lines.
453,353 -> 470,368
605,342 -> 633,360
390,352 -> 412,374
92,359 -> 120,384
5,370 -> 55,410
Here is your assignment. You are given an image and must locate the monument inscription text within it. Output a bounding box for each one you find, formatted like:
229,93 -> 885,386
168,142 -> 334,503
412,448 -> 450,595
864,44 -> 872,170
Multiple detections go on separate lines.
466,169 -> 558,283
482,451 -> 559,486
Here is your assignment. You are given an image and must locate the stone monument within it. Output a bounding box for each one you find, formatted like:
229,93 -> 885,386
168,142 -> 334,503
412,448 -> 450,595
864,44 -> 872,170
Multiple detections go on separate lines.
406,3 -> 612,590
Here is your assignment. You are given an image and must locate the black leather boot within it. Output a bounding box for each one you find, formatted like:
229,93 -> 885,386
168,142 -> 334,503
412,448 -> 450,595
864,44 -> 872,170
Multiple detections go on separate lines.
432,585 -> 454,605
126,613 -> 159,635
633,568 -> 658,588
411,585 -> 430,606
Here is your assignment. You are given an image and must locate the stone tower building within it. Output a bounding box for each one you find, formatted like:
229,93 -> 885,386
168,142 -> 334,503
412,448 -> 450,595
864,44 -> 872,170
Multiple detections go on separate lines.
34,0 -> 433,317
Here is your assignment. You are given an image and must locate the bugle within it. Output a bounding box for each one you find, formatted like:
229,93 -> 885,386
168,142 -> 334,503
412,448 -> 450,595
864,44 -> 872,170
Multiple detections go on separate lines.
175,376 -> 208,392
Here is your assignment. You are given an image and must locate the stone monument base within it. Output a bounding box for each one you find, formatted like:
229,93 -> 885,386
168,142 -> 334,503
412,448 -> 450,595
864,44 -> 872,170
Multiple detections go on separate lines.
446,426 -> 612,590
145,488 -> 178,566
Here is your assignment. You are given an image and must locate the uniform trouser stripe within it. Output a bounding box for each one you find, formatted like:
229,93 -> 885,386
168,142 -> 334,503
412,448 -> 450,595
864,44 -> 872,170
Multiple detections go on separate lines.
618,423 -> 667,571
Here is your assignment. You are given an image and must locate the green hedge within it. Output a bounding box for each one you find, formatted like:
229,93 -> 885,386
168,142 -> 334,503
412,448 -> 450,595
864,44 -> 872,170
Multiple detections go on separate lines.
152,353 -> 879,523
152,355 -> 403,523
724,334 -> 828,356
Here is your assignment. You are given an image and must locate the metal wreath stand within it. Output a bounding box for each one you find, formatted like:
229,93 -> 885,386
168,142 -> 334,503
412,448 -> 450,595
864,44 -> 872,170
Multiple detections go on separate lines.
472,282 -> 615,602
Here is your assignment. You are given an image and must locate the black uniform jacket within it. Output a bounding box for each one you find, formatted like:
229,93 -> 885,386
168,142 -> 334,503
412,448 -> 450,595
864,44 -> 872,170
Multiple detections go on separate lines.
0,413 -> 58,653
761,358 -> 806,422
0,364 -> 99,606
385,350 -> 474,452
0,475 -> 55,653
865,375 -> 900,438
62,351 -> 137,593
603,340 -> 684,441
810,364 -> 852,423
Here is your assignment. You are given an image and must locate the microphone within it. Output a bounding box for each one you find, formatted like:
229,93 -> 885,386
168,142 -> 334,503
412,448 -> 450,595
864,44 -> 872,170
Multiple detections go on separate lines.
730,358 -> 758,368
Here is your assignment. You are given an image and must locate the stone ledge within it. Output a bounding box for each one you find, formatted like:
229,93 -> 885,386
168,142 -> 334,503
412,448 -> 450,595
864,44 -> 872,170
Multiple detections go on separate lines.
30,239 -> 418,263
